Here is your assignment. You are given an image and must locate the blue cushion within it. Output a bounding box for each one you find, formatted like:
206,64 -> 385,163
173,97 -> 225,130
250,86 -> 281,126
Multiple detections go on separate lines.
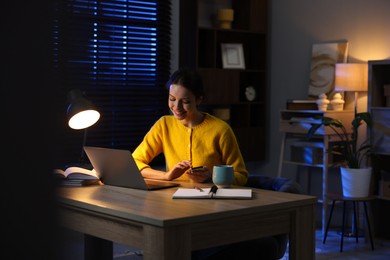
245,175 -> 302,194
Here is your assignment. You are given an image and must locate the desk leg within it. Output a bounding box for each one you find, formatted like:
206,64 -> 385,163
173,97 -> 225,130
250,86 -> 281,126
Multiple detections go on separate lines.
289,204 -> 315,260
143,225 -> 191,260
277,133 -> 286,177
84,234 -> 113,260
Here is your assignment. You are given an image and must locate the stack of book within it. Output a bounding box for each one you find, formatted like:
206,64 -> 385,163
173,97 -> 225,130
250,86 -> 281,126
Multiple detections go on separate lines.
53,166 -> 101,186
286,99 -> 317,110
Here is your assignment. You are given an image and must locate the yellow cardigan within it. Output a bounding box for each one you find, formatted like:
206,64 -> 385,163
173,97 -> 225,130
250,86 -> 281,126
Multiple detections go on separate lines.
132,113 -> 248,186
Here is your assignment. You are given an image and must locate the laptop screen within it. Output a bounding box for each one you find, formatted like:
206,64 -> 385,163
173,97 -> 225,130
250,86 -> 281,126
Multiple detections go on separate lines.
83,146 -> 179,190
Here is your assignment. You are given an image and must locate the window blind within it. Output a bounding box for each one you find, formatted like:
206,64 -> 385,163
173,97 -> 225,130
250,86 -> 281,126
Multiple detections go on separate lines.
53,0 -> 171,162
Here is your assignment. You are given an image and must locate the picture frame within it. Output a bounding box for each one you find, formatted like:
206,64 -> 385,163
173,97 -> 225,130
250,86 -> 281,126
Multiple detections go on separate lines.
308,41 -> 349,98
221,43 -> 245,69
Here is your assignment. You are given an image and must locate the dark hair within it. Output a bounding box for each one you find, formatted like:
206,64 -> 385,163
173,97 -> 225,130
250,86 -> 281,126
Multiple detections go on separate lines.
166,68 -> 205,98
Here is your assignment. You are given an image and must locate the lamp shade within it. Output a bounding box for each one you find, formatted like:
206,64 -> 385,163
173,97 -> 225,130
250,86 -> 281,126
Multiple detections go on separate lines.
67,89 -> 100,130
334,63 -> 368,92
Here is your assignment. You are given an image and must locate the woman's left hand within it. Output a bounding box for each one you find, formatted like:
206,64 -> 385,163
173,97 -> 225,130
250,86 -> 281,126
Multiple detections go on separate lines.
186,166 -> 211,183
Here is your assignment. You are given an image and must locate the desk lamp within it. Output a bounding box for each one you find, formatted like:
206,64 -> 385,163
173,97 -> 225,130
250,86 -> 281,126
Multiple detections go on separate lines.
67,89 -> 100,129
334,63 -> 368,114
67,89 -> 100,166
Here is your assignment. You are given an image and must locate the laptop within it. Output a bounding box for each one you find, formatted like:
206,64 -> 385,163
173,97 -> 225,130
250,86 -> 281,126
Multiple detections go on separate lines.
83,146 -> 180,190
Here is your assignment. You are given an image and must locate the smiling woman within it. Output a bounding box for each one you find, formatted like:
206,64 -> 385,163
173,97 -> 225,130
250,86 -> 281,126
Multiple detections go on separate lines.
132,68 -> 249,186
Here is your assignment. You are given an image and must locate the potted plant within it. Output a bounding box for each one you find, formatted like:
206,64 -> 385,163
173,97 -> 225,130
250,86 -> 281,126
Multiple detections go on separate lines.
306,112 -> 373,197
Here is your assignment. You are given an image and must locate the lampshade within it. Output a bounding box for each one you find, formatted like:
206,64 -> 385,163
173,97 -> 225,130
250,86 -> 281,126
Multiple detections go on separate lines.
67,89 -> 100,130
334,63 -> 368,92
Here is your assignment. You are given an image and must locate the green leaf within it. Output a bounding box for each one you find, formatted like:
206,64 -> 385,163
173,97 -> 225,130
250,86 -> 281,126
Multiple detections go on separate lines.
305,112 -> 373,169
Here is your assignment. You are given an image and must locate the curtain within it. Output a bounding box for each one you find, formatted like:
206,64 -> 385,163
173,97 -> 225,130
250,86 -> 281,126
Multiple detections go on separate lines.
53,0 -> 171,164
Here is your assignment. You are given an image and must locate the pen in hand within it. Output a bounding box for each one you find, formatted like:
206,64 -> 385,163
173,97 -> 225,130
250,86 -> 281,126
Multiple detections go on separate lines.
191,166 -> 206,171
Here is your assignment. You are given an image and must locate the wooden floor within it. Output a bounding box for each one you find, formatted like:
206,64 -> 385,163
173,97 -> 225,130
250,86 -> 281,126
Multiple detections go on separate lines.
57,228 -> 390,259
282,229 -> 390,260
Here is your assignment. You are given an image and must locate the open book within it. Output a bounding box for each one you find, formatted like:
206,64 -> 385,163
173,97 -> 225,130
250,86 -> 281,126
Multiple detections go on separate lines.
53,166 -> 101,186
172,186 -> 252,199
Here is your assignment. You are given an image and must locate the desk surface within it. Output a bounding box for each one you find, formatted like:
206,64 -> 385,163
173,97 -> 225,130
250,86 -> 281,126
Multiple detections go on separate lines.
57,182 -> 317,260
57,182 -> 316,227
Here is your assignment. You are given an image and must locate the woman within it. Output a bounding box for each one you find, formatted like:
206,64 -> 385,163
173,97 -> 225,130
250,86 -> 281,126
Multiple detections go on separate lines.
132,68 -> 248,185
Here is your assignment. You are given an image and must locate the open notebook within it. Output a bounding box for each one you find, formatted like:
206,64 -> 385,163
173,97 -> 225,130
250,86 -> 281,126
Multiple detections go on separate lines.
172,186 -> 252,199
83,146 -> 180,190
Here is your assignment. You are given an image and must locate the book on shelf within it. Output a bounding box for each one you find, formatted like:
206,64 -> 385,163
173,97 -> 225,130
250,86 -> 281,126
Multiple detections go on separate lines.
286,99 -> 317,110
53,166 -> 101,186
172,186 -> 252,199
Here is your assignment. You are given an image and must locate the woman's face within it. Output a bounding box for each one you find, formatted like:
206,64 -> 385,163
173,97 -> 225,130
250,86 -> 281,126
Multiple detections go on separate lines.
168,84 -> 200,121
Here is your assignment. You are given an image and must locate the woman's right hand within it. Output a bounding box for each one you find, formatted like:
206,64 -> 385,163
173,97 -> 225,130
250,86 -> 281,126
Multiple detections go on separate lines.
186,166 -> 211,183
165,160 -> 192,180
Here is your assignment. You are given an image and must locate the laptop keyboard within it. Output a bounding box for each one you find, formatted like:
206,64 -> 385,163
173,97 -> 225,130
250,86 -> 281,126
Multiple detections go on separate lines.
145,180 -> 179,189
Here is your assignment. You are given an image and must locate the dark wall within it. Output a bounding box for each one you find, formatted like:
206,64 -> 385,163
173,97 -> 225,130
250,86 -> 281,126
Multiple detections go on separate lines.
2,1 -> 66,259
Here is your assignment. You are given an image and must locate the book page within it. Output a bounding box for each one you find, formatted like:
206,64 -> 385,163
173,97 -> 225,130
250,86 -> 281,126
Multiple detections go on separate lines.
172,188 -> 213,199
53,169 -> 66,178
172,188 -> 252,199
65,167 -> 98,179
54,167 -> 99,180
214,188 -> 252,199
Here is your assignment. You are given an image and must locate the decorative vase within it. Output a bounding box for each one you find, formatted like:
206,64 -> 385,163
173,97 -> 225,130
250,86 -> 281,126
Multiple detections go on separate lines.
217,9 -> 234,29
330,92 -> 345,111
316,93 -> 330,111
340,167 -> 372,198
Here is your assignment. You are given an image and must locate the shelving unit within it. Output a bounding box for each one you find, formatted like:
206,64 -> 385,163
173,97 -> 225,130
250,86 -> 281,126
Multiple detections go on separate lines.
367,59 -> 390,239
278,109 -> 354,235
368,59 -> 390,157
179,0 -> 268,161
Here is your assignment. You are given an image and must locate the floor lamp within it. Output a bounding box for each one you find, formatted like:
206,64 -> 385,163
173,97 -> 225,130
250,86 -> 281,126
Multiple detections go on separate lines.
67,89 -> 100,167
334,63 -> 368,237
334,63 -> 368,114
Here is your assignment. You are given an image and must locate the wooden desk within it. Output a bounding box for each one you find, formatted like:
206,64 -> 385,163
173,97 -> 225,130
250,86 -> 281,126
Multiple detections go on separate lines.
56,183 -> 317,260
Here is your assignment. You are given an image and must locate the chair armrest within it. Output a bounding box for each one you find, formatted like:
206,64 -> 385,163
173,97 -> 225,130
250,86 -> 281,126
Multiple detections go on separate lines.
245,175 -> 302,194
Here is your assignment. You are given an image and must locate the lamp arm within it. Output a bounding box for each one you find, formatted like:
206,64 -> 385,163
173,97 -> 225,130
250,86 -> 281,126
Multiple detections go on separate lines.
80,128 -> 88,163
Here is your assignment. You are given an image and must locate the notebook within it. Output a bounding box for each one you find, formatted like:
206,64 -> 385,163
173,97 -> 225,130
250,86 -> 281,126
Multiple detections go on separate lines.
83,146 -> 180,190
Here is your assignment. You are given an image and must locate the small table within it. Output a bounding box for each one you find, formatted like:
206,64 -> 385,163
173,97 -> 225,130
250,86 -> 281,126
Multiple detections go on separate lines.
323,194 -> 375,252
